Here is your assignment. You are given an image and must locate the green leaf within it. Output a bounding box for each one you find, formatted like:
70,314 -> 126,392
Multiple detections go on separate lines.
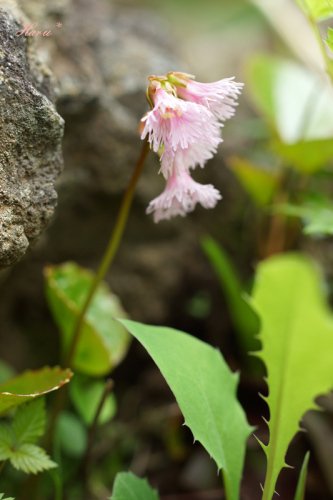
9,443 -> 57,474
119,319 -> 253,500
251,254 -> 333,500
325,26 -> 333,52
0,493 -> 15,500
55,411 -> 87,457
70,374 -> 117,426
228,157 -> 278,206
294,452 -> 310,500
110,472 -> 159,500
246,55 -> 333,144
273,196 -> 333,235
45,262 -> 131,376
12,398 -> 46,445
201,236 -> 260,365
295,0 -> 333,20
0,424 -> 14,461
270,138 -> 333,173
0,367 -> 72,416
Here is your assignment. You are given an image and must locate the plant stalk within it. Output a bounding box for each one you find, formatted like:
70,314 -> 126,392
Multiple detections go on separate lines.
64,139 -> 150,369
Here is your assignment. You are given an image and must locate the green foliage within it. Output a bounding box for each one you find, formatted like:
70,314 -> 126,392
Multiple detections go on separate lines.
12,398 -> 46,445
119,319 -> 253,500
0,399 -> 56,475
326,26 -> 333,51
0,493 -> 15,500
251,254 -> 333,500
70,374 -> 117,426
270,138 -> 333,173
294,452 -> 310,500
228,157 -> 278,206
110,472 -> 159,500
0,367 -> 72,416
246,55 -> 333,145
8,444 -> 56,475
274,195 -> 333,235
55,411 -> 87,457
45,262 -> 131,376
201,236 -> 260,364
295,0 -> 333,20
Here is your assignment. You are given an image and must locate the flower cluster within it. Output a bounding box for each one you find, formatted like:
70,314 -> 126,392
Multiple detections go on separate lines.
140,72 -> 243,222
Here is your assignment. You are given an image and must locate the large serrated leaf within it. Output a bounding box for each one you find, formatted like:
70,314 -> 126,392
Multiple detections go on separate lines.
119,319 -> 253,500
110,472 -> 159,500
12,398 -> 46,445
0,367 -> 72,416
251,254 -> 333,500
45,262 -> 131,376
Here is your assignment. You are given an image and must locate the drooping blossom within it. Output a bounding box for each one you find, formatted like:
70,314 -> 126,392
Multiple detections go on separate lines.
141,82 -> 221,154
140,72 -> 242,222
159,139 -> 221,178
169,72 -> 243,122
146,170 -> 222,223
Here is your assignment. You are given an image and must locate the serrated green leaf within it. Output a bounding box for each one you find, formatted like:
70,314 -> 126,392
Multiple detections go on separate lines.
9,443 -> 57,474
0,367 -> 72,416
119,319 -> 253,500
110,472 -> 159,500
273,196 -> 333,235
228,157 -> 278,206
0,424 -> 14,461
295,0 -> 333,20
44,262 -> 131,376
70,374 -> 117,426
201,236 -> 260,369
246,55 -> 333,144
270,138 -> 333,173
294,452 -> 310,500
12,398 -> 46,445
251,254 -> 333,500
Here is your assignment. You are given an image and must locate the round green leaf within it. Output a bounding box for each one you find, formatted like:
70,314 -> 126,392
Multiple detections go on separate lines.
44,262 -> 131,376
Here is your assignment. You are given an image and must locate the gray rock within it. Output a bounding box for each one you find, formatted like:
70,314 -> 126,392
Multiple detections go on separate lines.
0,3 -> 64,268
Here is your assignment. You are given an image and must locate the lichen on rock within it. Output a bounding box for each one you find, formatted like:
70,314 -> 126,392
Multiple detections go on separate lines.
0,4 -> 64,268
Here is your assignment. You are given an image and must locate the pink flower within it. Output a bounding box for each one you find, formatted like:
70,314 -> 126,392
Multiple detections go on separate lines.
159,139 -> 221,179
173,75 -> 243,122
141,72 -> 243,222
140,86 -> 221,154
146,170 -> 222,223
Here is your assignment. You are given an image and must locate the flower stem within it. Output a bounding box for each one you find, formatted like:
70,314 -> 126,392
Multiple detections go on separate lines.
64,139 -> 150,369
